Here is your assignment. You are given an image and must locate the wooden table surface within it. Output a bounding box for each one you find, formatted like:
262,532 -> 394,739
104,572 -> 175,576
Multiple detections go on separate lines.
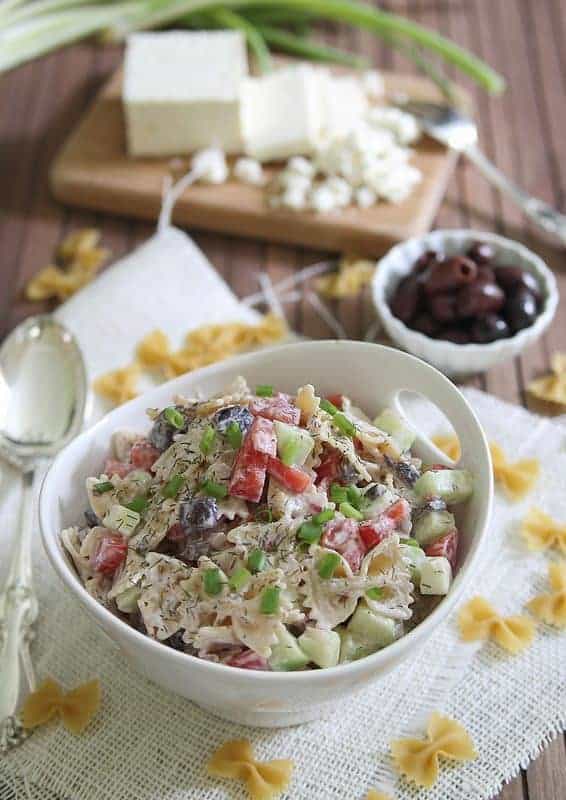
1,0 -> 565,797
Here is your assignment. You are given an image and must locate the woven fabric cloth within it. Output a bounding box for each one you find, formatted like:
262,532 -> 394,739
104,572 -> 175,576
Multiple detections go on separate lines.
2,228 -> 566,800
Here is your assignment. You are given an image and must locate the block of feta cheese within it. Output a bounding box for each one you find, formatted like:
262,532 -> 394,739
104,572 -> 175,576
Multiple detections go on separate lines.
123,31 -> 248,157
318,71 -> 369,141
242,65 -> 324,162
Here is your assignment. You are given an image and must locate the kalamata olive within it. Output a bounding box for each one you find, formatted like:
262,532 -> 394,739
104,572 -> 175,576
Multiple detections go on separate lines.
411,312 -> 440,338
476,265 -> 496,285
494,265 -> 542,302
504,287 -> 539,333
414,249 -> 440,272
438,327 -> 472,344
165,631 -> 186,652
395,460 -> 420,486
179,496 -> 219,533
84,509 -> 100,528
457,281 -> 505,318
149,405 -> 189,451
424,256 -> 477,294
214,405 -> 254,435
427,292 -> 459,323
390,274 -> 423,323
467,241 -> 495,265
470,314 -> 510,343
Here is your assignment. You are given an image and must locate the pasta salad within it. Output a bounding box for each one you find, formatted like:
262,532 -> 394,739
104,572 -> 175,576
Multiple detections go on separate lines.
62,378 -> 474,671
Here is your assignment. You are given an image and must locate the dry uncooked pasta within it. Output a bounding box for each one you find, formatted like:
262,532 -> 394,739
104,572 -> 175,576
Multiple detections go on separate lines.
527,353 -> 566,408
25,228 -> 110,303
207,739 -> 293,800
21,677 -> 101,734
458,596 -> 535,654
527,562 -> 566,628
489,442 -> 540,501
137,330 -> 175,378
432,434 -> 461,462
93,364 -> 141,406
521,508 -> 566,555
390,713 -> 477,788
315,257 -> 375,299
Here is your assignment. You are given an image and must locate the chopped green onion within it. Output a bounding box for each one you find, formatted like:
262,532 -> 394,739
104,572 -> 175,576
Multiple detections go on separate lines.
332,412 -> 356,437
317,552 -> 341,579
320,398 -> 338,416
256,384 -> 274,397
161,474 -> 184,498
257,24 -> 368,68
346,485 -> 362,508
255,507 -> 273,523
126,495 -> 148,513
200,425 -> 216,455
203,568 -> 223,596
298,521 -> 322,544
400,537 -> 420,548
330,484 -> 348,504
247,548 -> 267,573
312,508 -> 335,525
201,480 -> 228,499
93,480 -> 114,495
163,406 -> 185,429
259,586 -> 280,615
339,501 -> 364,521
226,421 -> 243,449
366,586 -> 384,600
229,566 -> 252,592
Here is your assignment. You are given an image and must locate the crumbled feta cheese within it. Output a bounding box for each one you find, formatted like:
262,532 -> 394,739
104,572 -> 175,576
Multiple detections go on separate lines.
287,156 -> 316,179
355,186 -> 377,209
191,147 -> 228,184
280,186 -> 308,210
278,171 -> 312,194
309,184 -> 337,213
233,157 -> 265,186
366,106 -> 420,146
362,69 -> 385,100
323,176 -> 352,208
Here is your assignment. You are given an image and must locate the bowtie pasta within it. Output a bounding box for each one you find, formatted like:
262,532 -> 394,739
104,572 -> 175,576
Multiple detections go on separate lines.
61,378 -> 475,671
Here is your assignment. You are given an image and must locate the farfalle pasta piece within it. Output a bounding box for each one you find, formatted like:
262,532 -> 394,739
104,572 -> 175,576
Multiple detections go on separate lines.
527,353 -> 566,408
21,677 -> 101,734
93,363 -> 140,405
137,330 -> 176,378
489,442 -> 540,501
57,228 -> 100,263
391,713 -> 477,788
432,434 -> 461,462
522,508 -> 566,555
458,596 -> 535,654
315,257 -> 375,299
528,562 -> 566,628
207,739 -> 293,800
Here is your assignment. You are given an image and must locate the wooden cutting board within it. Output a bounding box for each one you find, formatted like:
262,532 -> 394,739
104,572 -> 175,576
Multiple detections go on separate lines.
50,68 -> 459,256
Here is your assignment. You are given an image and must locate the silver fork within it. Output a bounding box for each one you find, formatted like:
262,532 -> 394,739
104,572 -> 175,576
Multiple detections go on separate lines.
395,99 -> 566,244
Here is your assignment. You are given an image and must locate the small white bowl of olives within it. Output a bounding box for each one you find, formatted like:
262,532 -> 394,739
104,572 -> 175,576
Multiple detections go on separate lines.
372,230 -> 559,378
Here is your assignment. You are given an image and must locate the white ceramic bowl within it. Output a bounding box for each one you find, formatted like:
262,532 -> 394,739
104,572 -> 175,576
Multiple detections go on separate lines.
40,341 -> 493,728
372,229 -> 558,378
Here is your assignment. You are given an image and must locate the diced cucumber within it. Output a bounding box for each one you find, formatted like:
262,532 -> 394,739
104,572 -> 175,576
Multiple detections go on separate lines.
298,627 -> 341,669
413,509 -> 456,546
269,627 -> 310,672
399,543 -> 426,582
115,585 -> 141,613
414,469 -> 473,505
339,630 -> 373,664
274,421 -> 314,466
347,603 -> 396,649
373,409 -> 416,452
102,503 -> 140,537
420,556 -> 452,595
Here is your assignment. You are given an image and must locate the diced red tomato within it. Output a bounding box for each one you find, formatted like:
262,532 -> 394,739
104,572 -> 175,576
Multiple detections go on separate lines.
227,649 -> 270,670
314,449 -> 342,486
325,394 -> 344,410
425,529 -> 459,569
249,395 -> 300,425
384,498 -> 411,527
229,418 -> 273,503
104,459 -> 135,479
321,518 -> 365,572
92,531 -> 128,576
359,499 -> 411,552
129,440 -> 161,471
249,417 -> 277,456
425,464 -> 450,472
267,457 -> 311,494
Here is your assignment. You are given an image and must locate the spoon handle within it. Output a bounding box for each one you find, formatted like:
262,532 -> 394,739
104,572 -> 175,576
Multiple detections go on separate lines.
0,469 -> 38,730
464,144 -> 566,244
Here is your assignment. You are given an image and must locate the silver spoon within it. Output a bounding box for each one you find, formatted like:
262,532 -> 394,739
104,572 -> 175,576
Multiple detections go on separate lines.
395,99 -> 566,244
0,316 -> 87,752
